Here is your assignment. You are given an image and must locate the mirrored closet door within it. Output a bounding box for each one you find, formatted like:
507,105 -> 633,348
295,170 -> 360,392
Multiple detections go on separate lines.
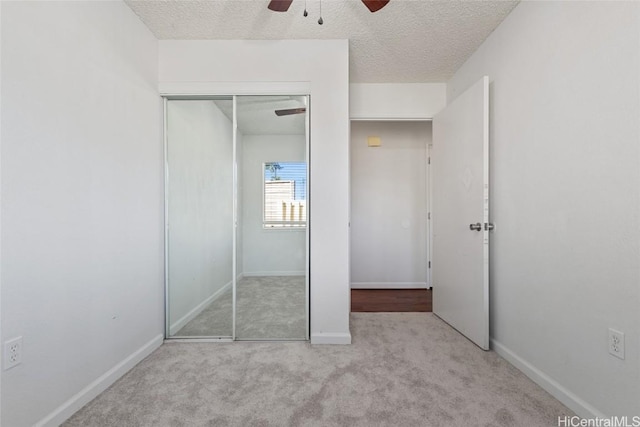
165,98 -> 234,338
165,95 -> 309,341
235,96 -> 308,340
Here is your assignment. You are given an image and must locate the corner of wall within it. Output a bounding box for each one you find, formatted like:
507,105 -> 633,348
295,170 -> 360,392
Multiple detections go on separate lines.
491,339 -> 605,419
35,335 -> 163,427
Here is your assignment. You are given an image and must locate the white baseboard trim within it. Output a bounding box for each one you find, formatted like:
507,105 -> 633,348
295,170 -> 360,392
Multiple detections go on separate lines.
169,280 -> 232,335
311,332 -> 352,345
491,338 -> 605,419
350,282 -> 427,289
243,271 -> 305,277
36,333 -> 163,427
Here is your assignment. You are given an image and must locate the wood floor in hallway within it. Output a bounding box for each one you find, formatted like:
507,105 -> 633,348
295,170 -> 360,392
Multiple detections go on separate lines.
351,289 -> 432,312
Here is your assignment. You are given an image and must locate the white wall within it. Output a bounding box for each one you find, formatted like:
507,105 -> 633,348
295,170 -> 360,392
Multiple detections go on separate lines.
159,40 -> 351,344
350,83 -> 446,120
166,100 -> 233,334
350,121 -> 430,289
242,135 -> 306,276
448,1 -> 640,417
1,2 -> 163,426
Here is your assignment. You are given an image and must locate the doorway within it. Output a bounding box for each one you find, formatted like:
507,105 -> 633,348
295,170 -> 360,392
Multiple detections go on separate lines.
350,121 -> 432,293
348,77 -> 490,349
164,95 -> 310,341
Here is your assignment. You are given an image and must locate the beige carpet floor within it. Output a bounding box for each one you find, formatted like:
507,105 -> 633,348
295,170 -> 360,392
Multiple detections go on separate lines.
65,313 -> 573,426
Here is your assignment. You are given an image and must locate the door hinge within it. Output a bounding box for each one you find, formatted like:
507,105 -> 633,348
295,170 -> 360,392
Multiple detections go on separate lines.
428,261 -> 431,268
428,157 -> 431,165
428,212 -> 431,220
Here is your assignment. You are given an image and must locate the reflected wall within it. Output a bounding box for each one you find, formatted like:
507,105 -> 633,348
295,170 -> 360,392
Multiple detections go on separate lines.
165,96 -> 308,340
166,99 -> 234,337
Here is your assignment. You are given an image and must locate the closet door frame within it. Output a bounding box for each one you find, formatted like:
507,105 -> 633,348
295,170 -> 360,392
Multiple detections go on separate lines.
162,86 -> 311,342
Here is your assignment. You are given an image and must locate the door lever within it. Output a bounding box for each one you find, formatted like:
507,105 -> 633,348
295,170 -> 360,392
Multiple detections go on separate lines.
469,222 -> 482,231
485,222 -> 495,231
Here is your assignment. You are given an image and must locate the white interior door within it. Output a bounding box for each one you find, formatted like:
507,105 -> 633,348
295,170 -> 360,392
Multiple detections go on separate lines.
432,76 -> 490,350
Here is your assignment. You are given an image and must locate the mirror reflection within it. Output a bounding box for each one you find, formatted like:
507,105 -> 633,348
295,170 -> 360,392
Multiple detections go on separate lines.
166,96 -> 308,340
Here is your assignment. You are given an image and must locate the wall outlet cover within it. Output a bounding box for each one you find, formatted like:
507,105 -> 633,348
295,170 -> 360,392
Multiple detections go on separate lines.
608,328 -> 625,360
4,336 -> 23,370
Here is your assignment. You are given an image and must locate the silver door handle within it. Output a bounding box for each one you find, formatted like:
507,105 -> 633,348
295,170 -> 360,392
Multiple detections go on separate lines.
469,222 -> 482,231
485,222 -> 495,231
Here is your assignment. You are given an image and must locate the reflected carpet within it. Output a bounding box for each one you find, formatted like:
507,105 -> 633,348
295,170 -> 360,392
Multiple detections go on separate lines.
176,276 -> 306,339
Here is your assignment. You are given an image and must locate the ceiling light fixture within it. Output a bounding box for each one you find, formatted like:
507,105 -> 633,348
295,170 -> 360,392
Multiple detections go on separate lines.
268,0 -> 389,25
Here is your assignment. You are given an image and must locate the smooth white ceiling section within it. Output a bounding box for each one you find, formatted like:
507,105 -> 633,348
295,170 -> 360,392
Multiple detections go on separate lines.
125,0 -> 519,82
215,96 -> 306,135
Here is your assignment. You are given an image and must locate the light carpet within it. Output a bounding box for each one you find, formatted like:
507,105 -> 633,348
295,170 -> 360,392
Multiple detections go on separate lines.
65,313 -> 573,426
175,276 -> 306,339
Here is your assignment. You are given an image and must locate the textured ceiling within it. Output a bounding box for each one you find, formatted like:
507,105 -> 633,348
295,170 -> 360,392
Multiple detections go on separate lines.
125,0 -> 519,83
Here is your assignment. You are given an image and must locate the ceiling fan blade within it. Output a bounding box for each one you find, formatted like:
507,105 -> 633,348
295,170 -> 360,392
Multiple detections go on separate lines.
268,0 -> 293,12
361,0 -> 389,13
275,108 -> 306,116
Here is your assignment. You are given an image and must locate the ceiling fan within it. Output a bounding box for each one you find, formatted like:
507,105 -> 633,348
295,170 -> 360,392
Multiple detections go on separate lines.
275,107 -> 306,116
268,0 -> 389,14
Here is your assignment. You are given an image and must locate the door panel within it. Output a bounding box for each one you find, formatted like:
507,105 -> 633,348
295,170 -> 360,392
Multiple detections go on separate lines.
235,95 -> 308,340
166,99 -> 234,338
432,76 -> 489,350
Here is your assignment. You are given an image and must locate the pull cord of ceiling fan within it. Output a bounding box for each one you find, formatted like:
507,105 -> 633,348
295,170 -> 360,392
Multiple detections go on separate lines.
303,0 -> 308,17
318,0 -> 323,25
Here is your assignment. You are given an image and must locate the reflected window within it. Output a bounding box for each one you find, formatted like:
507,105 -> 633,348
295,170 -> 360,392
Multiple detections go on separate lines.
263,162 -> 307,228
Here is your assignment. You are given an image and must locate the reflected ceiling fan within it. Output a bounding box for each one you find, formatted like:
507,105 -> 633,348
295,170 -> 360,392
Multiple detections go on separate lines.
275,107 -> 306,116
268,0 -> 389,14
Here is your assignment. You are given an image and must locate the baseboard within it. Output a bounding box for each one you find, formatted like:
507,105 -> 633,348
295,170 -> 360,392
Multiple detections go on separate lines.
243,271 -> 305,277
350,282 -> 427,289
491,338 -> 605,419
311,332 -> 352,345
169,280 -> 233,335
36,333 -> 164,427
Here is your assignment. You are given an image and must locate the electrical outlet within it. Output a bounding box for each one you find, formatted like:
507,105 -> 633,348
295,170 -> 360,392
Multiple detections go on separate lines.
4,336 -> 23,370
608,328 -> 625,360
